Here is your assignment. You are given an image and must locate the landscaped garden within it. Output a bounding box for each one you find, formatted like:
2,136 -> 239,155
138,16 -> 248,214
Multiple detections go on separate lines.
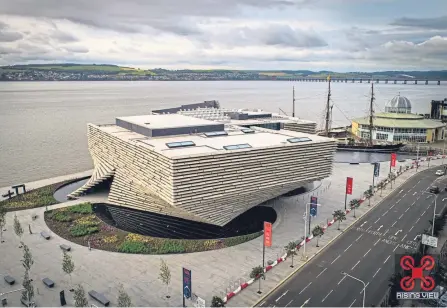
45,202 -> 262,254
0,178 -> 87,211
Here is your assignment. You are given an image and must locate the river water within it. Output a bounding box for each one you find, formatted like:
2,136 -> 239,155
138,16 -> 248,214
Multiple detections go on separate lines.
0,81 -> 444,186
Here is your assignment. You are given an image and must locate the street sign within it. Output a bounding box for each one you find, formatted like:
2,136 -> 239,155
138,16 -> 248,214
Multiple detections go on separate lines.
374,162 -> 380,177
310,196 -> 317,217
422,234 -> 438,248
183,268 -> 192,299
346,177 -> 353,195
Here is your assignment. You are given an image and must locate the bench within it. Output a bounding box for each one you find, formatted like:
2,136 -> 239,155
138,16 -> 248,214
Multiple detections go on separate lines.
40,231 -> 50,240
42,278 -> 54,288
20,298 -> 35,307
88,290 -> 110,307
4,275 -> 15,285
60,244 -> 71,252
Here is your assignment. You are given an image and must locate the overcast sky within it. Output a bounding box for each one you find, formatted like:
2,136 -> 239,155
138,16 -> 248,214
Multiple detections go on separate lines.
0,0 -> 446,71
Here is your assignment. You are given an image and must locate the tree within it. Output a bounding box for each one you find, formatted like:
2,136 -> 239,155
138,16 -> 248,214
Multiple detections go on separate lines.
158,259 -> 171,298
250,266 -> 265,294
0,205 -> 6,243
312,226 -> 325,247
22,242 -> 34,273
21,269 -> 34,306
62,251 -> 75,290
333,210 -> 346,230
13,214 -> 24,243
429,216 -> 446,237
74,284 -> 89,307
349,199 -> 360,209
117,284 -> 132,307
211,296 -> 225,307
284,241 -> 298,268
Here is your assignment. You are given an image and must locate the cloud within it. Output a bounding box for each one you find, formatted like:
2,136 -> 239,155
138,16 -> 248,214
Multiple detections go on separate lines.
391,16 -> 447,30
63,45 -> 89,53
0,30 -> 23,42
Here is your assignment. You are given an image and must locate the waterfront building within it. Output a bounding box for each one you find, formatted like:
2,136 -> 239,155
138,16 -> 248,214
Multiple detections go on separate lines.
70,101 -> 336,238
351,95 -> 446,143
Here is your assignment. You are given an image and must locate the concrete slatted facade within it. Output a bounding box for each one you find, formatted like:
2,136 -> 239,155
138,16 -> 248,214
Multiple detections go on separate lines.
70,111 -> 336,227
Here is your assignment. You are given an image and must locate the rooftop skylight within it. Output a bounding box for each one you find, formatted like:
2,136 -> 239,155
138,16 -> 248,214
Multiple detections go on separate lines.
287,137 -> 312,143
204,131 -> 228,137
166,141 -> 196,148
241,128 -> 255,134
223,143 -> 252,150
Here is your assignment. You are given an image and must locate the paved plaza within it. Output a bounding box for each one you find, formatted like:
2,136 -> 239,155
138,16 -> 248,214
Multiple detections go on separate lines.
0,158 -> 443,307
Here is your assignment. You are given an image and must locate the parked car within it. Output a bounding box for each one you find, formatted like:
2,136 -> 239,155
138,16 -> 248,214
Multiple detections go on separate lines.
435,170 -> 445,176
429,186 -> 440,194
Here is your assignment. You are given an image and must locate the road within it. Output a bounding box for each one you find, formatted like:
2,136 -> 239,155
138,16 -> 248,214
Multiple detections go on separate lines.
259,167 -> 447,307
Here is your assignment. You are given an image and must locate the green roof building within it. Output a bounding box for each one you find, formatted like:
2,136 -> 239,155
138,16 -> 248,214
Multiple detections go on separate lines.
352,95 -> 445,143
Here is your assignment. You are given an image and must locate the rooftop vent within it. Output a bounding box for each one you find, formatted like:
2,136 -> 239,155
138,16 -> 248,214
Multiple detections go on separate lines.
241,128 -> 255,134
166,141 -> 196,148
287,137 -> 312,143
223,144 -> 252,150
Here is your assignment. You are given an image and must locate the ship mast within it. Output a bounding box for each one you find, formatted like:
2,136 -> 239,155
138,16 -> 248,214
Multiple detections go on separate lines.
292,86 -> 296,117
324,76 -> 331,136
369,82 -> 375,145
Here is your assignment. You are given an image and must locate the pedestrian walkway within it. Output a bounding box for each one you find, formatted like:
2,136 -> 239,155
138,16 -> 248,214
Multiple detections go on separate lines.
0,158 -> 443,307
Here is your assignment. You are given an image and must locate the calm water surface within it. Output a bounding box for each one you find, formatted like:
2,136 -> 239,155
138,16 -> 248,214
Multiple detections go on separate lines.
0,81 -> 445,186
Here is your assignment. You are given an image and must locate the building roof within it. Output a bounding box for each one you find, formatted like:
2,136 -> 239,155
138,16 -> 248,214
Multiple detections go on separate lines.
96,124 -> 333,159
386,95 -> 412,110
116,114 -> 219,129
352,112 -> 445,129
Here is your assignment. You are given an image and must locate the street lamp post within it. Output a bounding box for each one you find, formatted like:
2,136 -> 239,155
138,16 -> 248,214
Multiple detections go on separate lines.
341,272 -> 366,308
422,191 -> 438,237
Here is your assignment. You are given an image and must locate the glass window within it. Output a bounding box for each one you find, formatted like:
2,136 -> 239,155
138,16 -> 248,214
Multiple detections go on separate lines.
166,141 -> 196,148
223,143 -> 252,150
287,137 -> 312,143
204,131 -> 228,137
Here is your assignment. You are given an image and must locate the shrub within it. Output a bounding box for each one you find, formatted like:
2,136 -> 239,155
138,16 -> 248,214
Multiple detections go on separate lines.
103,235 -> 119,244
68,203 -> 93,214
50,211 -> 73,222
203,240 -> 219,250
70,224 -> 99,237
157,241 -> 185,254
118,240 -> 149,254
75,215 -> 99,227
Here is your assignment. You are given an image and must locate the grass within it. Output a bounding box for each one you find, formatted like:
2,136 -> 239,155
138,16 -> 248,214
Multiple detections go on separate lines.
45,202 -> 262,254
0,178 -> 86,211
2,64 -> 157,75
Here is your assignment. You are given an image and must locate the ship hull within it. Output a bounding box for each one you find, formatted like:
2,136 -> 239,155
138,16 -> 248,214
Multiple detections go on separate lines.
336,143 -> 403,153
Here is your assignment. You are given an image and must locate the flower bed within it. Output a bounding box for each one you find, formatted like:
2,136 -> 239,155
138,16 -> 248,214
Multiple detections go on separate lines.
1,177 -> 88,211
45,202 -> 262,254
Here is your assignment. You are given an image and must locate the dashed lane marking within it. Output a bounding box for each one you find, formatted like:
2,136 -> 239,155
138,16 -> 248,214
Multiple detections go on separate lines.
421,210 -> 427,216
338,275 -> 346,285
413,192 -> 417,196
374,218 -> 381,223
373,268 -> 381,278
398,214 -> 404,219
285,300 -> 294,307
383,229 -> 389,236
275,290 -> 289,302
360,282 -> 370,294
321,290 -> 333,302
344,244 -> 353,252
316,268 -> 327,279
260,301 -> 266,306
331,255 -> 340,265
382,210 -> 389,217
409,226 -> 414,232
405,207 -> 410,212
403,193 -> 407,197
391,221 -> 397,227
374,239 -> 381,246
349,299 -> 356,307
401,234 -> 407,242
351,260 -> 361,270
356,234 -> 363,242
384,255 -> 391,264
416,217 -> 420,224
364,248 -> 372,258
299,282 -> 312,294
394,245 -> 399,252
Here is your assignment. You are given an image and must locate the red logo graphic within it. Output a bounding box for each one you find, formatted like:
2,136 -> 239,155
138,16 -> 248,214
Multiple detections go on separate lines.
400,255 -> 436,292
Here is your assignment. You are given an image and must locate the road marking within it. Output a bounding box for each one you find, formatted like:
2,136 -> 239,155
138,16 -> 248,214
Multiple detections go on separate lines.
331,255 -> 340,265
275,290 -> 289,302
398,214 -> 404,219
321,290 -> 333,302
374,218 -> 381,224
286,300 -> 294,307
390,203 -> 396,209
401,234 -> 407,242
338,275 -> 346,285
366,225 -> 372,231
316,268 -> 327,278
411,201 -> 416,206
382,210 -> 389,216
344,243 -> 353,252
373,268 -> 381,278
422,210 -> 427,216
383,229 -> 389,236
394,245 -> 399,252
384,255 -> 391,264
360,282 -> 370,294
395,230 -> 402,236
409,226 -> 414,232
349,299 -> 356,307
364,248 -> 371,257
399,189 -> 404,194
416,218 -> 420,223
356,234 -> 363,242
351,260 -> 361,270
360,221 -> 367,228
413,192 -> 417,196
405,207 -> 410,212
443,198 -> 447,202
391,221 -> 397,227
299,282 -> 312,294
403,193 -> 407,197
414,235 -> 419,241
377,225 -> 383,231
374,239 -> 381,246
260,301 -> 266,306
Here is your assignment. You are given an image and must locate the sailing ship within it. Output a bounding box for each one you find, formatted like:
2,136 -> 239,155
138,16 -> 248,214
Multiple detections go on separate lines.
318,76 -> 403,153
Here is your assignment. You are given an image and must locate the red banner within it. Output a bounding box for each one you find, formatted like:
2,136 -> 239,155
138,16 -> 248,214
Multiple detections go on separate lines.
391,153 -> 397,167
264,222 -> 272,247
346,177 -> 353,195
